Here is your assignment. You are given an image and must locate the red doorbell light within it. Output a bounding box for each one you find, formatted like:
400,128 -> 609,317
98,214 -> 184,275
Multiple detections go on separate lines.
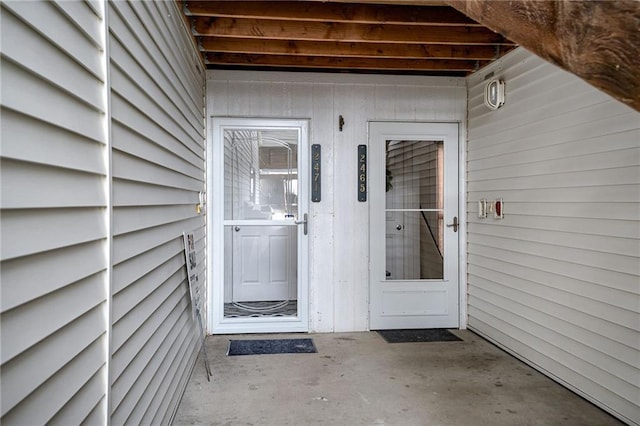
494,198 -> 504,219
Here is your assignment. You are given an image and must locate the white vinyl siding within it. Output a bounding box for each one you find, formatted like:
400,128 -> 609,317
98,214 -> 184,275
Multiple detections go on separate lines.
466,47 -> 640,425
1,1 -> 205,424
207,71 -> 466,332
0,1 -> 109,423
108,1 -> 205,424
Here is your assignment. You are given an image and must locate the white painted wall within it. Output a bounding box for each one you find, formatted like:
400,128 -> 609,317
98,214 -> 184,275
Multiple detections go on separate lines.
1,1 -> 205,424
207,71 -> 466,332
467,48 -> 640,424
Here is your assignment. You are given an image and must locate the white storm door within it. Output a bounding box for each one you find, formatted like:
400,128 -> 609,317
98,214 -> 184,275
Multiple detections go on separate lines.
210,118 -> 309,334
369,122 -> 459,330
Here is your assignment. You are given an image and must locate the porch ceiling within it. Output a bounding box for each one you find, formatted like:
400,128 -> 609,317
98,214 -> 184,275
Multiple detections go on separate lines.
180,0 -> 517,76
179,0 -> 639,111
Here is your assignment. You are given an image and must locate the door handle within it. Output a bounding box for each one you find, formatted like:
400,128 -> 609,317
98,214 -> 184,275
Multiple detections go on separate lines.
234,226 -> 240,232
446,216 -> 458,232
294,213 -> 308,235
396,224 -> 403,231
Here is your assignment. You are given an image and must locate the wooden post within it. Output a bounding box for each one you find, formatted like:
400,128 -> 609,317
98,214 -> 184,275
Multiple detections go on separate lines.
445,0 -> 640,112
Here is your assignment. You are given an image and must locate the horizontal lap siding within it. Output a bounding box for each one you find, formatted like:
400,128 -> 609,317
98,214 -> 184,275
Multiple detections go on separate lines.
0,1 -> 108,423
466,48 -> 640,424
108,1 -> 205,424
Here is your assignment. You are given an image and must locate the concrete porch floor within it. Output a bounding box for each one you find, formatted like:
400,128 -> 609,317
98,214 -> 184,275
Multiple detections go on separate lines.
173,330 -> 623,426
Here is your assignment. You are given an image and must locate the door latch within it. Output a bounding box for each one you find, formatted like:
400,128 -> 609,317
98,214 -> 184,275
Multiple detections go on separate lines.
446,216 -> 458,232
295,213 -> 308,235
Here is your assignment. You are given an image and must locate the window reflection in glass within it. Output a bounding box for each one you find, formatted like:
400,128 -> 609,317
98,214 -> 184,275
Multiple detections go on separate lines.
224,129 -> 298,221
385,140 -> 444,280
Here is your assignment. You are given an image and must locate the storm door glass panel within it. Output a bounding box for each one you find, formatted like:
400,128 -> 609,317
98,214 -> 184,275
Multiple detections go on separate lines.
223,128 -> 299,318
224,129 -> 298,221
385,140 -> 443,280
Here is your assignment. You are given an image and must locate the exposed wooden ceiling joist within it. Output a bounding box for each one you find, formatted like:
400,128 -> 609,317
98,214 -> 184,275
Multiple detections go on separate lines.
205,53 -> 483,71
445,0 -> 640,111
200,37 -> 500,61
192,17 -> 511,45
181,1 -> 515,75
185,1 -> 477,26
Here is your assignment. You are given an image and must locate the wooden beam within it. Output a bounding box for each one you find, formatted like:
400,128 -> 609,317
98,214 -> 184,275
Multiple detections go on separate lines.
200,37 -> 500,60
185,1 -> 479,26
304,0 -> 449,5
193,17 -> 513,45
445,0 -> 640,111
205,53 -> 480,71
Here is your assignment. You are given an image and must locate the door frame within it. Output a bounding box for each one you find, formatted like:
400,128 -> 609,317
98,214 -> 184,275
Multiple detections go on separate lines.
367,121 -> 467,330
207,117 -> 310,334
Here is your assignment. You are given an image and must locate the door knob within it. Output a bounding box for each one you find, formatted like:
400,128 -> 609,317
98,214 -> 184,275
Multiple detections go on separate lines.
396,224 -> 403,231
234,226 -> 240,232
446,216 -> 458,232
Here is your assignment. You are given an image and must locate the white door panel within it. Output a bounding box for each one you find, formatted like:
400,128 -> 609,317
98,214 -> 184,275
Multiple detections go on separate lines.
369,122 -> 459,329
232,225 -> 293,301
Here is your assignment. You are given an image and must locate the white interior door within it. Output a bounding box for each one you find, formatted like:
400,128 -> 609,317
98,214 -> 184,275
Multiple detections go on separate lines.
210,118 -> 309,334
232,225 -> 295,301
369,122 -> 459,329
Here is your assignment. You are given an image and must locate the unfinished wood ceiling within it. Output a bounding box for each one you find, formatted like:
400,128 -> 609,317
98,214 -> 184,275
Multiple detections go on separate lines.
181,1 -> 517,76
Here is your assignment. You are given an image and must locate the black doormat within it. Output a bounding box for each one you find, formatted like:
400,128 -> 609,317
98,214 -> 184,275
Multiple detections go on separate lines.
227,338 -> 317,356
376,329 -> 462,343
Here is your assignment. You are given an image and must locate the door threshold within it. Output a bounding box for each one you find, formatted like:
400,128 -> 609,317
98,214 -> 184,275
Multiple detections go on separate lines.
212,319 -> 309,335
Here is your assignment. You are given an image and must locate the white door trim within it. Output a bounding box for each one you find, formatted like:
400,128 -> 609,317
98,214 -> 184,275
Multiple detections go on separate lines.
368,121 -> 461,330
207,117 -> 310,334
457,119 -> 467,330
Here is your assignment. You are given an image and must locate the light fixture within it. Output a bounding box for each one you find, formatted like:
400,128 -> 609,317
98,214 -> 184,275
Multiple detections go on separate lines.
484,79 -> 505,110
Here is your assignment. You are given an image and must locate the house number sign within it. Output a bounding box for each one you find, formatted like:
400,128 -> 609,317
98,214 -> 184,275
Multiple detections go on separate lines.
311,144 -> 321,202
357,144 -> 367,202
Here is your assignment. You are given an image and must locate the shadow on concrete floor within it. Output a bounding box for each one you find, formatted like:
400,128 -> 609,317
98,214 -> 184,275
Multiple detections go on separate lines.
174,330 -> 623,426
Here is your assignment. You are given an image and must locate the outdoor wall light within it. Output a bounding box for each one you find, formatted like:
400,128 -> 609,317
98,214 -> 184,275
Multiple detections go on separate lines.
484,79 -> 505,110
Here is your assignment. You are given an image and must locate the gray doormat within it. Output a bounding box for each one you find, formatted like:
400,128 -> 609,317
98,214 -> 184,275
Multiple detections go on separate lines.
227,338 -> 317,356
376,329 -> 462,343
